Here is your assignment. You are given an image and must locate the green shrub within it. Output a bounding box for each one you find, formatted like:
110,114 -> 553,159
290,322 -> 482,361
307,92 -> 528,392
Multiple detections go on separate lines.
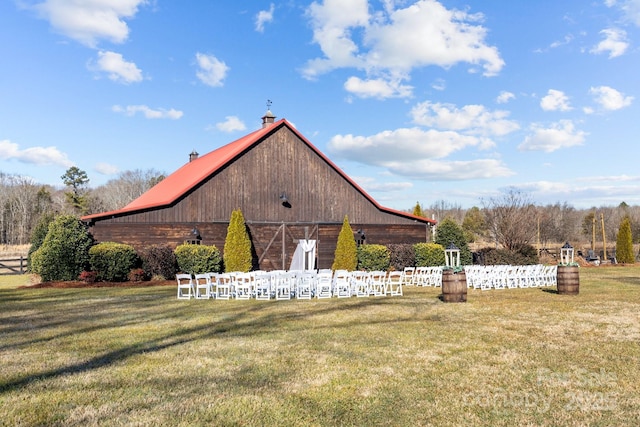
223,209 -> 253,272
388,244 -> 416,270
30,215 -> 93,282
414,243 -> 445,267
175,244 -> 222,275
27,212 -> 55,272
616,216 -> 634,264
88,242 -> 139,282
332,215 -> 358,271
139,244 -> 177,280
357,244 -> 390,271
434,218 -> 472,265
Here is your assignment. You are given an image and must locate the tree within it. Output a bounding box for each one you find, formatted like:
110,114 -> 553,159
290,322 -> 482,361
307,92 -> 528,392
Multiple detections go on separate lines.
412,202 -> 424,217
462,206 -> 487,243
61,166 -> 90,214
332,215 -> 357,271
30,215 -> 93,281
435,218 -> 472,265
223,209 -> 252,272
616,216 -> 634,263
482,188 -> 537,251
93,169 -> 166,211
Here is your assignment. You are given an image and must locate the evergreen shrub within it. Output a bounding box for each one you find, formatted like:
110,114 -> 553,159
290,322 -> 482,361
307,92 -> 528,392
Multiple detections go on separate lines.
332,215 -> 358,271
357,244 -> 390,271
89,242 -> 139,282
388,244 -> 416,270
175,244 -> 222,275
139,244 -> 177,280
414,242 -> 445,267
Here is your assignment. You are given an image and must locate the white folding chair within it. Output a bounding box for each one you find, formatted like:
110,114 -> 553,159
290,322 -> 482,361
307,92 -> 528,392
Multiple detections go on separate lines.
296,272 -> 314,299
386,271 -> 403,296
315,270 -> 333,299
254,271 -> 272,300
369,271 -> 387,296
333,270 -> 351,298
176,273 -> 194,299
401,267 -> 416,286
275,271 -> 294,300
351,271 -> 370,297
216,273 -> 233,300
194,273 -> 212,299
234,272 -> 253,300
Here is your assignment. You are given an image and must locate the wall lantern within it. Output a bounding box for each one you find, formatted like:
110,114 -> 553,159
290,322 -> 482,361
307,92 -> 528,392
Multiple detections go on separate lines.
191,226 -> 202,241
445,242 -> 461,268
280,192 -> 291,208
356,229 -> 366,246
560,242 -> 574,265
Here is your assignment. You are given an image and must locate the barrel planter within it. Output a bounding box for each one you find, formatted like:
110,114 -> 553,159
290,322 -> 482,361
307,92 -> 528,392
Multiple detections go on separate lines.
557,265 -> 579,295
441,270 -> 467,303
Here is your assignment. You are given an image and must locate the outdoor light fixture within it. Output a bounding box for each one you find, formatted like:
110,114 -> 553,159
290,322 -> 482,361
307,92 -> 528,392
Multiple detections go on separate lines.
280,192 -> 291,208
191,226 -> 202,240
445,242 -> 461,268
560,241 -> 574,265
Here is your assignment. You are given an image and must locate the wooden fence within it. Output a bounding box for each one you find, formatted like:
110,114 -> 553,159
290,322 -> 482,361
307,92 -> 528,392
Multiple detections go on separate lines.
0,257 -> 27,275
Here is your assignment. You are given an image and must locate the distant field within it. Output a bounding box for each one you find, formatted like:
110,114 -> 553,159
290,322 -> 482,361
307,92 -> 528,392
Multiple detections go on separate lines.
1,266 -> 639,426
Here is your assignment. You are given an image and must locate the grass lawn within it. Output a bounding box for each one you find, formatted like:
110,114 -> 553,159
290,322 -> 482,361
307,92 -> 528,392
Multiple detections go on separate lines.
1,267 -> 639,426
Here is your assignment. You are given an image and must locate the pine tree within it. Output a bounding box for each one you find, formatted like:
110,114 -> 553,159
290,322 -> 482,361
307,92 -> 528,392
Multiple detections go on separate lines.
332,215 -> 358,271
616,216 -> 634,264
412,202 -> 424,217
435,217 -> 472,265
223,209 -> 253,272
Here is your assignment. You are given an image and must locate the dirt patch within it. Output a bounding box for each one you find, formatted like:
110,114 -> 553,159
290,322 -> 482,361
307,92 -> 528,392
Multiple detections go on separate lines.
21,280 -> 175,289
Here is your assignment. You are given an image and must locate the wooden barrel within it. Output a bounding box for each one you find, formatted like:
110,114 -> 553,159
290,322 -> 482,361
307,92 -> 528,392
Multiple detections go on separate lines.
557,266 -> 579,295
441,270 -> 467,303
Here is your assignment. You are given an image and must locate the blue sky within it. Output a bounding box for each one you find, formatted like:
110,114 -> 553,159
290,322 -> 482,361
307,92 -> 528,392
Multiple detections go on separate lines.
1,1 -> 639,211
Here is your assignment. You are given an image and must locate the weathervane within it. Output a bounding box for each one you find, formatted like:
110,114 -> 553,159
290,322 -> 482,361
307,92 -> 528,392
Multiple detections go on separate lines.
266,99 -> 272,110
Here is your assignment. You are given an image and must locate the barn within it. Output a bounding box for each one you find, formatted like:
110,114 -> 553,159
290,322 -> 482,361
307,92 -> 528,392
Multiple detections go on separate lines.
81,111 -> 436,270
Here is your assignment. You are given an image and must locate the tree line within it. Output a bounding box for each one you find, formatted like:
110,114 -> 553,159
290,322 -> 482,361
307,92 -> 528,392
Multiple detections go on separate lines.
1,167 -> 639,257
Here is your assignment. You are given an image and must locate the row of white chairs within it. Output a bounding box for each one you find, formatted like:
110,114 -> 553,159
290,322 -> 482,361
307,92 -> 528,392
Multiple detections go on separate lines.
463,264 -> 557,290
400,266 -> 443,287
176,269 -> 404,300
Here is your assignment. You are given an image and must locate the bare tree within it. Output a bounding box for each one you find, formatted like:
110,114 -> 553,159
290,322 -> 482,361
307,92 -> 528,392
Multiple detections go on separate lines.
482,188 -> 537,250
91,169 -> 166,212
428,199 -> 465,224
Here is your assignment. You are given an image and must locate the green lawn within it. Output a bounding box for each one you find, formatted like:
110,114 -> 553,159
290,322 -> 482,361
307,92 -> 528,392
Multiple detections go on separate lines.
1,268 -> 639,426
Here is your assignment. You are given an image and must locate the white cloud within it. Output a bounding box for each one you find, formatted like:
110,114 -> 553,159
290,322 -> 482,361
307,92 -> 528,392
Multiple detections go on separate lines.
605,0 -> 640,26
329,127 -> 483,164
496,91 -> 515,104
216,116 -> 247,132
303,0 -> 504,99
0,139 -> 73,167
255,3 -> 275,32
112,105 -> 184,119
590,28 -> 629,58
431,78 -> 446,91
91,51 -> 143,84
28,0 -> 148,48
410,101 -> 519,137
354,176 -> 414,192
95,162 -> 120,175
384,158 -> 514,180
195,52 -> 229,87
589,85 -> 634,110
344,76 -> 413,98
540,89 -> 572,112
518,120 -> 587,152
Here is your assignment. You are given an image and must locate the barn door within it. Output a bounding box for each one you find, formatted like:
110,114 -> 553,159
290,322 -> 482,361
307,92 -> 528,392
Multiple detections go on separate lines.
248,223 -> 318,270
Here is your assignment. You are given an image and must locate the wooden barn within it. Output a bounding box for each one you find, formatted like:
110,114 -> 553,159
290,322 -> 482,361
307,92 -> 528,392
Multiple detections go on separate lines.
81,111 -> 436,270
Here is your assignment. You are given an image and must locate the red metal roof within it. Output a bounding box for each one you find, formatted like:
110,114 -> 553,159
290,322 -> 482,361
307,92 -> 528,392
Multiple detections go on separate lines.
82,119 -> 435,225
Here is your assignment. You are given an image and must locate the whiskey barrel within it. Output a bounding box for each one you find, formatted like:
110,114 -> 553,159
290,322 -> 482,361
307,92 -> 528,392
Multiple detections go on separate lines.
441,270 -> 467,303
557,265 -> 579,295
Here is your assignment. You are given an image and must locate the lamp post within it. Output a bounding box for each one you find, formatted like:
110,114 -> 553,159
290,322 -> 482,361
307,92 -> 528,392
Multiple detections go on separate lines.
445,242 -> 461,268
557,241 -> 579,295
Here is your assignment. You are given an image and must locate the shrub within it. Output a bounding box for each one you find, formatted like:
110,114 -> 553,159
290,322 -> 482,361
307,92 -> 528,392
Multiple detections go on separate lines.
357,244 -> 390,271
30,215 -> 93,282
78,270 -> 97,283
223,209 -> 253,272
332,215 -> 358,271
476,245 -> 539,265
434,218 -> 472,265
89,242 -> 139,282
139,244 -> 177,280
388,244 -> 415,271
128,268 -> 148,282
616,217 -> 634,264
27,212 -> 55,272
175,244 -> 222,275
414,243 -> 445,267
